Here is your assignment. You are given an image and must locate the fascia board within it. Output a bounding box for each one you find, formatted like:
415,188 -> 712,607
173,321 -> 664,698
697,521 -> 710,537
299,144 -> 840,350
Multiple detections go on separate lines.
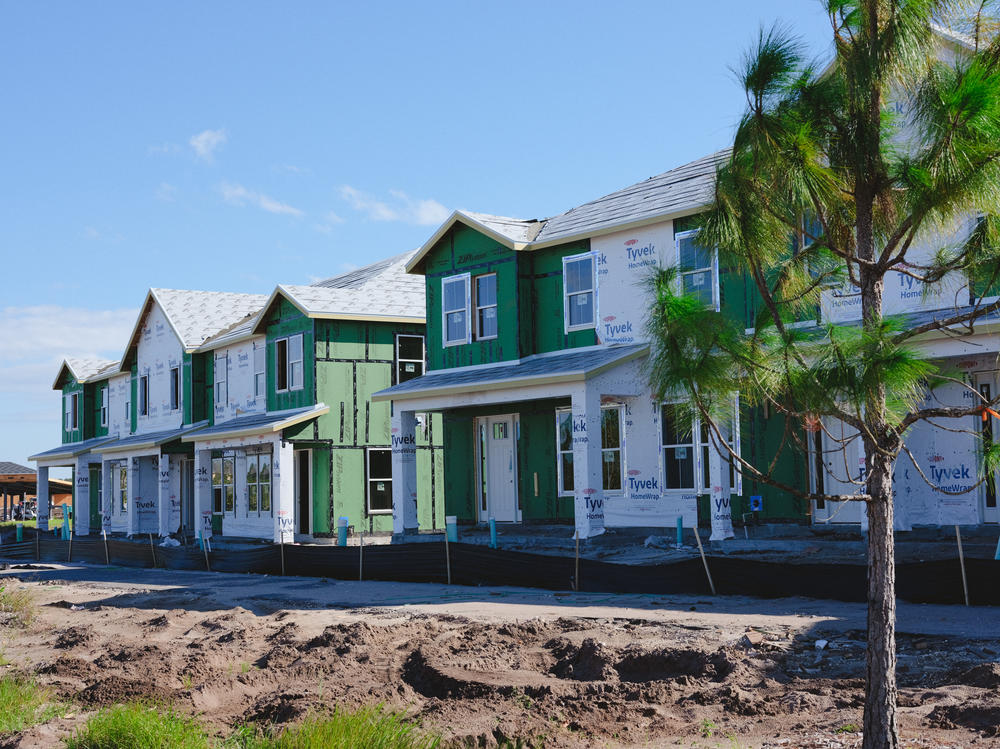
307,312 -> 425,324
181,404 -> 330,443
406,211 -> 521,274
117,291 -> 156,373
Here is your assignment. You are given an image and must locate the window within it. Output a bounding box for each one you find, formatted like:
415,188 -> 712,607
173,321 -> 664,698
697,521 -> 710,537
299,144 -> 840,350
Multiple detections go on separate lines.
212,454 -> 235,514
64,392 -> 79,432
474,273 -> 497,340
395,334 -> 425,384
661,403 -> 695,490
442,274 -> 470,346
253,343 -> 266,398
119,465 -> 128,513
138,374 -> 149,416
275,334 -> 304,392
367,448 -> 392,514
601,406 -> 623,493
246,452 -> 272,516
699,419 -> 739,493
676,229 -> 718,310
214,354 -> 228,405
169,366 -> 180,411
563,254 -> 596,331
100,387 -> 109,427
556,409 -> 574,495
124,397 -> 130,424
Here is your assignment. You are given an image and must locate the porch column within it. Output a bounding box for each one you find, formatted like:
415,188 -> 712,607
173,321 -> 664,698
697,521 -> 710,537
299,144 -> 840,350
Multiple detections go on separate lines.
706,421 -> 736,541
101,461 -> 113,534
273,438 -> 295,544
127,457 -> 140,537
36,466 -> 50,532
157,452 -> 171,537
194,448 -> 212,541
73,458 -> 91,536
570,387 -> 605,539
390,408 -> 418,536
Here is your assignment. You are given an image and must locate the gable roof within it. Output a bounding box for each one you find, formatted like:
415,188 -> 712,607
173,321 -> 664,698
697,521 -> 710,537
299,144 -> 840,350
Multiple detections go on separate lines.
0,461 -> 34,475
253,250 -> 424,333
52,357 -> 120,390
406,150 -> 727,272
121,288 -> 268,368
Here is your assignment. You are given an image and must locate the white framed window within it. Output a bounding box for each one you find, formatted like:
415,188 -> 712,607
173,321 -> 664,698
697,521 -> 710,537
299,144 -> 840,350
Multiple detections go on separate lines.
253,342 -> 266,398
212,454 -> 235,515
275,334 -> 304,392
556,409 -> 574,496
246,451 -> 272,516
395,334 -> 425,384
64,392 -> 79,432
138,374 -> 149,417
119,465 -> 128,513
169,366 -> 180,411
601,405 -> 624,493
100,387 -> 109,427
214,354 -> 228,405
698,398 -> 741,494
474,273 -> 498,340
676,229 -> 719,311
442,274 -> 471,346
661,403 -> 695,490
366,448 -> 392,514
563,253 -> 596,332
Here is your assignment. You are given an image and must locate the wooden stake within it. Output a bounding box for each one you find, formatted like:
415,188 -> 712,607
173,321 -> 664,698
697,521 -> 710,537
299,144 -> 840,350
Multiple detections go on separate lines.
444,530 -> 451,585
359,532 -> 364,582
102,528 -> 110,565
280,537 -> 286,576
67,524 -> 73,563
574,530 -> 580,592
955,525 -> 970,606
35,528 -> 39,561
694,528 -> 716,596
202,534 -> 211,572
149,533 -> 157,568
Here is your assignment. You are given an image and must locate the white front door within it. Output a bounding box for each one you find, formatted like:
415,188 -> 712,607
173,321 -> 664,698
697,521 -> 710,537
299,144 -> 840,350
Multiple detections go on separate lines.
480,415 -> 518,522
976,377 -> 999,524
813,418 -> 865,524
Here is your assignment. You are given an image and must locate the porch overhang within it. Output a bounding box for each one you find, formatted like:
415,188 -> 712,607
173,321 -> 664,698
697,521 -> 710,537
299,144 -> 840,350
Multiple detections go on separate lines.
372,344 -> 648,409
181,404 -> 329,443
94,422 -> 208,458
29,436 -> 117,466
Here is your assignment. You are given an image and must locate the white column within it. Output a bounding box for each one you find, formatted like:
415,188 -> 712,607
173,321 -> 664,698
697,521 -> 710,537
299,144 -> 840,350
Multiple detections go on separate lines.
390,408 -> 418,536
36,466 -> 50,531
157,452 -> 171,537
127,457 -> 140,537
707,420 -> 736,541
73,458 -> 91,536
571,386 -> 605,539
194,448 -> 212,541
101,461 -> 113,534
273,438 -> 295,544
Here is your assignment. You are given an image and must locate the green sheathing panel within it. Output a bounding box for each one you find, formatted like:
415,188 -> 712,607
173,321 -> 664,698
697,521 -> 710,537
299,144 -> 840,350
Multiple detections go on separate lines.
264,298 -> 316,413
423,224 -> 520,370
88,465 -> 101,528
92,383 -> 109,438
520,242 -> 600,355
183,352 -> 210,425
441,399 -> 572,523
311,446 -> 331,535
61,379 -> 85,444
416,412 -> 445,531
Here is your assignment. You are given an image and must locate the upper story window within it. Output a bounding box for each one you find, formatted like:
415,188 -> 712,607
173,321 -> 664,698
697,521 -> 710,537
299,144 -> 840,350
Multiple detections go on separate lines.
138,374 -> 149,417
275,334 -> 304,392
474,273 -> 497,340
395,334 -> 425,384
442,274 -> 471,346
676,229 -> 719,311
214,354 -> 228,405
64,392 -> 79,432
253,342 -> 266,398
563,254 -> 596,332
100,387 -> 108,427
169,366 -> 180,411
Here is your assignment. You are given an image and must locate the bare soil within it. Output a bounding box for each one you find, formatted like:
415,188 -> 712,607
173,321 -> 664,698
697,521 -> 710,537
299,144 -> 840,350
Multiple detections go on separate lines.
0,567 -> 998,748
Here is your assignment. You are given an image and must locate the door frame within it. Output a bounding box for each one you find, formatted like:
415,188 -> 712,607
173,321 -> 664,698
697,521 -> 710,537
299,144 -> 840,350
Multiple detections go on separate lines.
474,413 -> 520,523
812,417 -> 865,524
294,448 -> 313,539
179,459 -> 195,534
975,371 -> 1000,524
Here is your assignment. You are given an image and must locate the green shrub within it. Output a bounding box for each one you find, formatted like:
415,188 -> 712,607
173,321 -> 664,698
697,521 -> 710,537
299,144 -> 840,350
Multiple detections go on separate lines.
64,703 -> 210,749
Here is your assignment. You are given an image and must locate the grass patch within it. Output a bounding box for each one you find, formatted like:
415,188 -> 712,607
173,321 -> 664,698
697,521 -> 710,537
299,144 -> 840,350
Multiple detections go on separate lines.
0,673 -> 63,734
0,585 -> 36,628
230,706 -> 441,749
65,703 -> 210,749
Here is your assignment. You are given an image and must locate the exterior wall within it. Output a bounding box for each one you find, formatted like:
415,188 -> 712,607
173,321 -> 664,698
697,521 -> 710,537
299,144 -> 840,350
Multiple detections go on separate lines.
212,337 -> 267,424
134,303 -> 185,434
107,373 -> 131,439
61,379 -> 86,443
183,353 -> 211,426
264,298 -> 315,413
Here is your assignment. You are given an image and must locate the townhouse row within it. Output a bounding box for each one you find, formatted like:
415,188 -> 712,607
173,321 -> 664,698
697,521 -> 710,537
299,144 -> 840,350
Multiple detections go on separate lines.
30,256 -> 443,543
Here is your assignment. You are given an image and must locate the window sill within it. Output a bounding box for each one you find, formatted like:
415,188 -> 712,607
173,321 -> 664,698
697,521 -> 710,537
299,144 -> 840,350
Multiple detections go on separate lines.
565,324 -> 596,334
366,509 -> 393,516
475,335 -> 498,342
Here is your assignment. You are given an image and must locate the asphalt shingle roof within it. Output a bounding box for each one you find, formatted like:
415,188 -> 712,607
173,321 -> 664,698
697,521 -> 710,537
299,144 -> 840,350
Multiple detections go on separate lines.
459,211 -> 544,244
0,462 -> 35,475
62,357 -> 120,383
152,289 -> 268,350
186,405 -> 325,440
29,436 -> 116,462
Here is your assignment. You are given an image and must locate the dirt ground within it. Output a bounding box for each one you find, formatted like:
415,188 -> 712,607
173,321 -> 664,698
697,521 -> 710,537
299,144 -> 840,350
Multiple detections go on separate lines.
0,564 -> 998,748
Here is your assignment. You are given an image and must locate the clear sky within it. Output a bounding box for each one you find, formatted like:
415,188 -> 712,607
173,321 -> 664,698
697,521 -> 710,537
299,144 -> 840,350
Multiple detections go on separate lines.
0,1 -> 832,474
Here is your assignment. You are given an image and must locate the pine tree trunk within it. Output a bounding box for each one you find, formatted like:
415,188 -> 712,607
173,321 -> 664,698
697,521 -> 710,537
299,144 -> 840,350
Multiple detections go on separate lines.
862,452 -> 899,749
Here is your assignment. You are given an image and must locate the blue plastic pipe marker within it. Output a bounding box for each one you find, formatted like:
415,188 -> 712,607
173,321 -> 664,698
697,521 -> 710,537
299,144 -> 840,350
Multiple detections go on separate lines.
338,517 -> 349,546
676,516 -> 683,547
446,515 -> 458,544
489,517 -> 497,549
995,535 -> 1000,561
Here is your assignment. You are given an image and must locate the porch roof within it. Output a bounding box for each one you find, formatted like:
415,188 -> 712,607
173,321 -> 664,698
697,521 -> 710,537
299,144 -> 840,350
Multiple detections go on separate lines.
181,404 -> 329,442
93,422 -> 208,455
372,343 -> 648,403
29,436 -> 117,463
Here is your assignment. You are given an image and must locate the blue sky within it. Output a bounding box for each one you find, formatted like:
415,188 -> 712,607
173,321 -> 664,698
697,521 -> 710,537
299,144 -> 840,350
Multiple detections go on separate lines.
0,1 -> 831,472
